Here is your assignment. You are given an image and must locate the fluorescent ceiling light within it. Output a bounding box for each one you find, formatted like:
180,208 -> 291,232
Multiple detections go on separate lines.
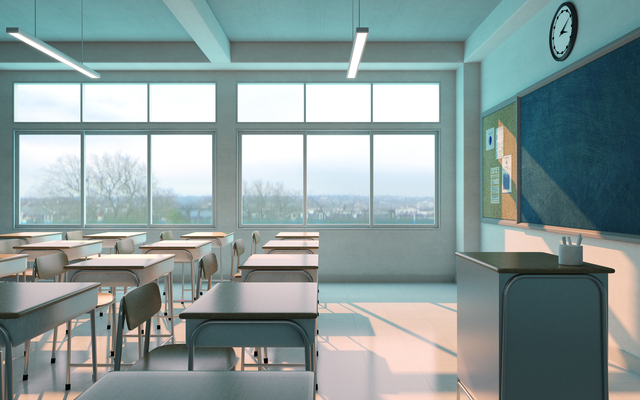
6,27 -> 100,79
347,27 -> 368,79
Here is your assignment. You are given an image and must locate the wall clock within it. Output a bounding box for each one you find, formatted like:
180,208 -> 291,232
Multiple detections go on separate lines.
549,2 -> 578,61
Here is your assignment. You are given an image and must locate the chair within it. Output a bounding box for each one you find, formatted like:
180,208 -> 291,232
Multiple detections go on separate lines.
159,231 -> 173,240
251,231 -> 261,254
230,239 -> 245,282
0,239 -> 34,282
65,230 -> 84,240
114,282 -> 236,371
115,238 -> 136,254
32,253 -> 115,389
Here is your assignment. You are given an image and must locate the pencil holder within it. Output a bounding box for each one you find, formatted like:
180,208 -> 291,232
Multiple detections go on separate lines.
559,245 -> 583,265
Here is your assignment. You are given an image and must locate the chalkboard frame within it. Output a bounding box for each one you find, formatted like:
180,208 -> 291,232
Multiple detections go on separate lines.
480,96 -> 520,225
511,26 -> 640,244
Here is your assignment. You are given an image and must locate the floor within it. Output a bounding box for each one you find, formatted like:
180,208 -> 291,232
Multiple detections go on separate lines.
3,283 -> 640,399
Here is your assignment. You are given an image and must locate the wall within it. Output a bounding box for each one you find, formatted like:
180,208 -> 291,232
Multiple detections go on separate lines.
480,0 -> 640,370
0,69 -> 457,283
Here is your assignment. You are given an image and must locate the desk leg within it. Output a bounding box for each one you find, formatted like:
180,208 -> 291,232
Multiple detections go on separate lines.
90,310 -> 97,383
168,272 -> 175,345
0,326 -> 12,400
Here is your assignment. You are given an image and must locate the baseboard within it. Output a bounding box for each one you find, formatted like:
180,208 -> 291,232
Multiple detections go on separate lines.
610,345 -> 640,376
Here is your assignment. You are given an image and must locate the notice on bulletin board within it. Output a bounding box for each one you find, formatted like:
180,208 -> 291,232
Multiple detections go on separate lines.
496,126 -> 504,159
502,154 -> 512,194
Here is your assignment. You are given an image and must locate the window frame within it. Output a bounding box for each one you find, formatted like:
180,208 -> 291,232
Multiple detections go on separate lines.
14,130 -> 217,228
237,130 -> 439,229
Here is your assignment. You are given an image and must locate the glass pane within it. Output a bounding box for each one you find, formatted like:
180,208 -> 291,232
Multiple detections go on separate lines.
241,134 -> 303,224
83,84 -> 148,122
85,135 -> 148,224
307,134 -> 370,224
373,83 -> 440,122
14,84 -> 81,122
152,135 -> 213,224
19,134 -> 81,224
373,134 -> 436,224
149,84 -> 216,122
306,84 -> 371,122
237,84 -> 304,122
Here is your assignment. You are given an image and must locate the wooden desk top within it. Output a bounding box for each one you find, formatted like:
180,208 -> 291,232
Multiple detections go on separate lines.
140,240 -> 210,250
456,252 -> 615,274
0,282 -> 100,319
180,232 -> 233,239
0,254 -> 28,262
276,232 -> 320,239
75,371 -> 314,400
240,254 -> 319,269
262,240 -> 319,249
13,240 -> 103,250
83,232 -> 146,239
65,254 -> 175,270
0,232 -> 62,238
180,282 -> 318,320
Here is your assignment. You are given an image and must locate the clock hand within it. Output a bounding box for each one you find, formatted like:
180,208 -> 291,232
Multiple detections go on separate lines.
560,18 -> 569,35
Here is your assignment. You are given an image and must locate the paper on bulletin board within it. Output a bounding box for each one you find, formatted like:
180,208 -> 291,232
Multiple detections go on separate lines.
486,127 -> 495,150
502,154 -> 512,194
491,194 -> 500,204
496,126 -> 504,159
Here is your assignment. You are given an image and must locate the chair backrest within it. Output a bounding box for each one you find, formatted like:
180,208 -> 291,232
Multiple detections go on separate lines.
251,231 -> 261,255
34,252 -> 69,280
231,239 -> 245,277
65,230 -> 84,240
115,282 -> 162,370
0,239 -> 22,254
115,238 -> 135,254
196,253 -> 218,298
159,231 -> 173,240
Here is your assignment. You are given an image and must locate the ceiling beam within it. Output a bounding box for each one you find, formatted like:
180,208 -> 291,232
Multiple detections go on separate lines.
163,0 -> 230,63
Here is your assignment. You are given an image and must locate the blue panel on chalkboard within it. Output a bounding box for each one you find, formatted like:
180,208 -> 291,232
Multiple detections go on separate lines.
521,36 -> 640,236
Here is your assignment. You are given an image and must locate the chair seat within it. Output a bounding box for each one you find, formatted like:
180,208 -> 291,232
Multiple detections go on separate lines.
97,292 -> 115,308
127,344 -> 237,371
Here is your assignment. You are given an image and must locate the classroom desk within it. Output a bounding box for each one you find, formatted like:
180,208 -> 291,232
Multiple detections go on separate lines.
276,232 -> 320,240
65,254 -> 176,356
262,240 -> 319,254
0,232 -> 63,244
0,254 -> 27,278
82,232 -> 147,253
140,240 -> 211,303
74,371 -> 315,400
180,282 -> 318,389
0,282 -> 100,400
239,254 -> 319,282
180,232 -> 234,282
456,252 -> 614,400
13,240 -> 103,262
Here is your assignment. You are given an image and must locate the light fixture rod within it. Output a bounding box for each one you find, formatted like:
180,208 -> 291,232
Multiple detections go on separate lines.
347,27 -> 368,79
6,27 -> 100,78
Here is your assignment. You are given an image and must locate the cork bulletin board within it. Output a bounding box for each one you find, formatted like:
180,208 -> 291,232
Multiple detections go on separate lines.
481,100 -> 517,221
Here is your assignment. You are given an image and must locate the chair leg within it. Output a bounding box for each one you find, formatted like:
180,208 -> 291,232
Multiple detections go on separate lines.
137,326 -> 143,359
51,325 -> 58,363
240,347 -> 245,371
65,320 -> 71,390
263,347 -> 268,364
181,263 -> 186,304
110,302 -> 117,357
23,340 -> 31,380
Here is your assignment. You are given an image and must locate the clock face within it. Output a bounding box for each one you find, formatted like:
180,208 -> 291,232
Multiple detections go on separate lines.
549,2 -> 578,61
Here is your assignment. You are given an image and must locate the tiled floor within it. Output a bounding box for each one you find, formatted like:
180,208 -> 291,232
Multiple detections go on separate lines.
3,283 -> 640,399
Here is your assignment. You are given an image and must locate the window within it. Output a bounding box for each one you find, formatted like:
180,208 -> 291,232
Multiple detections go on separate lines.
16,131 -> 215,227
373,83 -> 440,122
239,131 -> 437,227
373,134 -> 436,224
307,134 -> 370,224
14,84 -> 81,122
237,84 -> 304,122
149,84 -> 216,122
152,134 -> 213,224
305,84 -> 371,122
83,84 -> 148,122
18,134 -> 81,225
240,134 -> 304,224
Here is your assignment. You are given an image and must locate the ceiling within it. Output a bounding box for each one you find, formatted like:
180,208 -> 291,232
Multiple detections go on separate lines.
0,0 -> 516,72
